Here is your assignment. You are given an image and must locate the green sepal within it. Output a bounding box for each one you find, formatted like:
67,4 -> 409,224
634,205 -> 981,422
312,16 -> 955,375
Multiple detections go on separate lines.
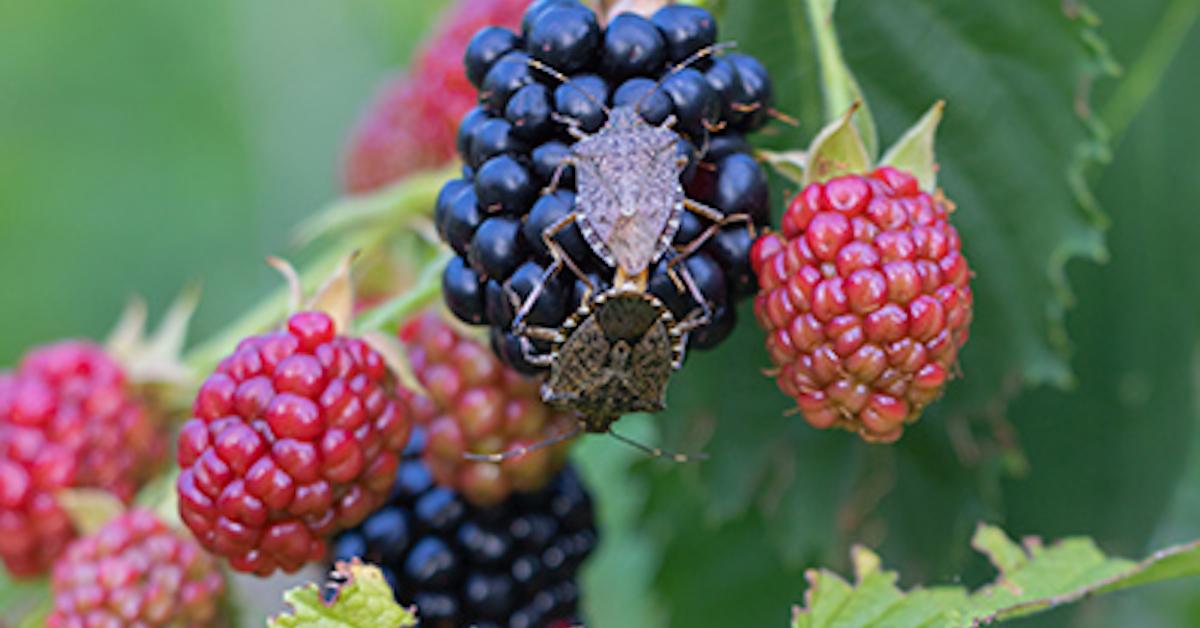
803,102 -> 872,186
880,100 -> 946,192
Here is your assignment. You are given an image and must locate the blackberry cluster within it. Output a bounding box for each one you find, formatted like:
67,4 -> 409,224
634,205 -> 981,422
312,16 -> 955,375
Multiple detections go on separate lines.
435,0 -> 774,373
331,428 -> 597,628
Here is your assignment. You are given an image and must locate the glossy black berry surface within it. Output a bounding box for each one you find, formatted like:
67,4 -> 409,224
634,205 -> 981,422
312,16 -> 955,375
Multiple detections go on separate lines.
331,431 -> 597,628
436,0 -> 776,369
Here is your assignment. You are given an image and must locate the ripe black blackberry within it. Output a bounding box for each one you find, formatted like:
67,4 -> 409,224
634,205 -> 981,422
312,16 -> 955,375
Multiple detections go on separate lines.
330,429 -> 597,628
440,0 -> 775,373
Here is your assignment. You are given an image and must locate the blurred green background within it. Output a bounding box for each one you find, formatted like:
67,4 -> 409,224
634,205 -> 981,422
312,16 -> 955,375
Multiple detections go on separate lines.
1,0 -> 1198,626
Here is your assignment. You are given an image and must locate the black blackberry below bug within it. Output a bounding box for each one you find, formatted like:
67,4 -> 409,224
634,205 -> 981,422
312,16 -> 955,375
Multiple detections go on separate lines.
439,0 -> 775,372
330,430 -> 597,628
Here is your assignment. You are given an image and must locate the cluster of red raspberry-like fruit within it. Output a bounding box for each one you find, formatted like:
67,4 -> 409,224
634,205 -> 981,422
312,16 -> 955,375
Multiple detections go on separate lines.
176,311 -> 414,575
47,509 -> 225,627
752,167 -> 973,442
0,341 -> 165,577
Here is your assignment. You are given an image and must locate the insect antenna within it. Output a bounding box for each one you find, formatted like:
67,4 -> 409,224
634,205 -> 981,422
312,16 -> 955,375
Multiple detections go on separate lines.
607,427 -> 708,463
462,421 -> 584,463
526,58 -> 611,117
634,41 -> 738,113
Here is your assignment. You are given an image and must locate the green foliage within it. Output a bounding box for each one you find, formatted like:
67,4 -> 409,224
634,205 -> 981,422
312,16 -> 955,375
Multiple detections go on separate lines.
271,560 -> 417,628
792,524 -> 1200,627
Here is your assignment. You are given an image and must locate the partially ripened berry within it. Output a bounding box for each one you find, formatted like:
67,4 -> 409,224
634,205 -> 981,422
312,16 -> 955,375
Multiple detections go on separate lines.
753,168 -> 973,442
400,313 -> 575,507
342,0 -> 528,193
330,431 -> 596,628
437,0 -> 777,364
47,510 -> 225,627
0,342 -> 165,577
177,311 -> 413,575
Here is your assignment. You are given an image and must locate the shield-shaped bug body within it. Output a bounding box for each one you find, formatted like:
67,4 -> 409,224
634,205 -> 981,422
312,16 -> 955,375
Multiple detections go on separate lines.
571,106 -> 686,278
542,288 -> 681,432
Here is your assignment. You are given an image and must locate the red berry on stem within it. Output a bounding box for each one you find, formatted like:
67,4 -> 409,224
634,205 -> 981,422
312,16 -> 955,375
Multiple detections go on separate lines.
47,509 -> 225,628
0,342 -> 165,577
177,311 -> 414,575
753,169 -> 973,442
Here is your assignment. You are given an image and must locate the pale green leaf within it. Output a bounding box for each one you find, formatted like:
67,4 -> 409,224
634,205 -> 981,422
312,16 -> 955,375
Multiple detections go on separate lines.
879,100 -> 945,192
271,559 -> 417,628
803,102 -> 871,185
791,524 -> 1200,628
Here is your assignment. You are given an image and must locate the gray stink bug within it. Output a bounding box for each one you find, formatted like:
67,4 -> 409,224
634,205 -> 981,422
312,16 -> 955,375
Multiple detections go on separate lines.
512,43 -> 753,331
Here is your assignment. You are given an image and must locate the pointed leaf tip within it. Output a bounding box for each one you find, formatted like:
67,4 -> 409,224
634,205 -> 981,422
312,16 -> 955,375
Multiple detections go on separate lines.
881,100 -> 946,191
804,101 -> 871,186
308,251 -> 360,334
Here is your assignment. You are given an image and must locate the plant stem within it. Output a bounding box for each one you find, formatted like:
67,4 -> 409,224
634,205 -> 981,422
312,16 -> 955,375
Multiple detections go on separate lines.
1102,0 -> 1200,140
355,252 -> 451,334
803,0 -> 878,158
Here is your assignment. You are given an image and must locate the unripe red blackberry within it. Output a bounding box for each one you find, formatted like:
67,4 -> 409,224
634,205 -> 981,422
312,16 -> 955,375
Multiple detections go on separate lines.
342,0 -> 529,193
0,341 -> 166,577
330,428 -> 596,628
439,0 -> 776,368
400,313 -> 574,507
176,311 -> 414,575
47,509 -> 225,628
753,167 -> 973,442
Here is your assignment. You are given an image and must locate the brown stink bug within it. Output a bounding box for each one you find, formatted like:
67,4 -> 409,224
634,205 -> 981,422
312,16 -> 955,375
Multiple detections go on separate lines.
470,284 -> 709,463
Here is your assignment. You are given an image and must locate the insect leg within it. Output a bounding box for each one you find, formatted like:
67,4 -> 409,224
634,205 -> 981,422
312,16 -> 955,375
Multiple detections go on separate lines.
607,427 -> 708,463
672,199 -> 755,264
542,155 -> 574,196
527,58 -> 611,116
540,212 -> 595,301
550,112 -> 589,140
464,421 -> 585,463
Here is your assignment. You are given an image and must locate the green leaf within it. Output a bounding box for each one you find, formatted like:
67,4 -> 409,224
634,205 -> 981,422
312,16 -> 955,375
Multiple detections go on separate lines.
792,524 -> 1200,628
270,559 -> 417,628
802,102 -> 871,185
803,0 -> 879,158
879,100 -> 945,192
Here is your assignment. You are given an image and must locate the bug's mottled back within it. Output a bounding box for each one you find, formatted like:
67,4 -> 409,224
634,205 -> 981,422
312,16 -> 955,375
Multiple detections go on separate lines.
543,291 -> 674,430
572,106 -> 686,276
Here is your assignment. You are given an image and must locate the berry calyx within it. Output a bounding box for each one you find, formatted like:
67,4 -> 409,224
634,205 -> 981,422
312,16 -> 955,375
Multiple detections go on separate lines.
47,509 -> 225,628
0,341 -> 166,577
177,310 -> 414,575
753,167 -> 973,442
